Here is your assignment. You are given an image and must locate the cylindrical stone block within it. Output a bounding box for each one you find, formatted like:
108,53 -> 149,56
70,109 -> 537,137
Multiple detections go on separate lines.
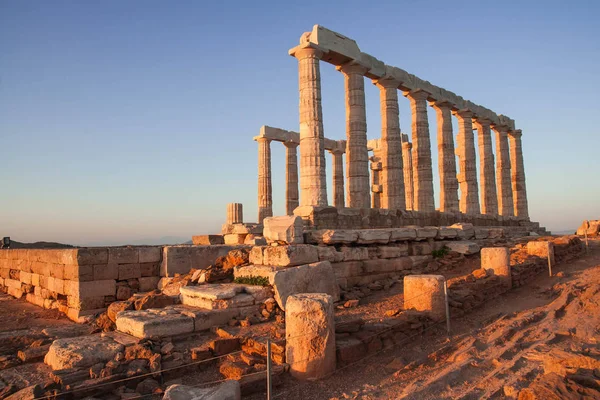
431,101 -> 459,213
286,293 -> 335,380
401,134 -> 414,210
492,125 -> 515,217
481,247 -> 511,288
284,142 -> 300,215
226,203 -> 243,225
509,130 -> 529,218
403,275 -> 446,322
257,137 -> 273,223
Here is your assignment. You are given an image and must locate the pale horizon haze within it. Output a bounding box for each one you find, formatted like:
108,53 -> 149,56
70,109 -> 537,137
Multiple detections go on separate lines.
1,0 -> 598,246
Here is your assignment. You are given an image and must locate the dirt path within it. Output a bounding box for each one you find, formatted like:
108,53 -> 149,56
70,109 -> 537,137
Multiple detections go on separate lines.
266,240 -> 600,400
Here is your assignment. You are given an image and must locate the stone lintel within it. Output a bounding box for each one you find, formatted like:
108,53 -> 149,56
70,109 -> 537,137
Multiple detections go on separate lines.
256,126 -> 345,152
300,24 -> 513,127
508,129 -> 522,138
367,138 -> 381,152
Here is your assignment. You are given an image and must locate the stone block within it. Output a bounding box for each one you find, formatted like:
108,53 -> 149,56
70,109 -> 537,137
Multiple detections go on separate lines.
64,264 -> 94,281
138,276 -> 160,292
248,246 -> 265,265
416,227 -> 438,239
140,262 -> 159,277
76,248 -> 109,265
66,307 -> 106,322
139,247 -> 162,263
192,235 -> 225,245
49,264 -> 65,280
20,271 -> 32,285
243,234 -> 267,245
45,335 -> 124,370
47,277 -> 65,295
339,247 -> 369,262
224,234 -> 247,245
163,381 -> 241,400
263,216 -> 303,244
93,263 -> 119,280
437,228 -> 458,239
108,247 -> 138,264
389,228 -> 417,241
363,259 -> 396,274
316,246 -> 343,262
357,229 -> 391,244
118,263 -> 141,280
262,245 -> 319,267
160,245 -> 240,277
449,223 -> 475,239
410,255 -> 433,268
233,265 -> 278,281
409,242 -> 433,256
331,261 -> 363,278
526,241 -> 555,266
116,309 -> 194,338
481,247 -> 511,288
310,229 -> 359,245
272,261 -> 340,310
64,280 -> 116,298
231,223 -> 262,235
404,275 -> 446,321
286,293 -> 335,380
445,241 -> 480,255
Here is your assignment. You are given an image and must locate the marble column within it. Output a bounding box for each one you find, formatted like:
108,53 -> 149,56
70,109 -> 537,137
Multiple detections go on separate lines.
329,148 -> 345,208
453,109 -> 480,215
473,118 -> 498,215
257,137 -> 273,223
337,62 -> 370,209
284,142 -> 299,215
401,134 -> 414,211
374,77 -> 405,210
291,45 -> 328,206
404,89 -> 435,211
491,124 -> 514,216
508,129 -> 529,218
370,150 -> 382,209
431,101 -> 459,212
227,203 -> 243,225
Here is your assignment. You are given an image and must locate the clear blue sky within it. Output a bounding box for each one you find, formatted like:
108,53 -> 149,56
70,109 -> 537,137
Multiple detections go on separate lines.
1,0 -> 598,245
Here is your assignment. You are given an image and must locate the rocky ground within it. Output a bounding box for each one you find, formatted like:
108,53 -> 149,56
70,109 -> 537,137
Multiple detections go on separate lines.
260,239 -> 600,399
0,238 -> 596,399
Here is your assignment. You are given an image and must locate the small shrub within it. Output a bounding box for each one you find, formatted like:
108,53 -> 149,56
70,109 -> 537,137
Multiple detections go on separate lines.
432,246 -> 450,259
233,275 -> 270,286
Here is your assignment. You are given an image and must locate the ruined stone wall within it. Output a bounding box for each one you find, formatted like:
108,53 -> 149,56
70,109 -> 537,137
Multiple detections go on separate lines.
294,206 -> 546,233
0,244 -> 248,321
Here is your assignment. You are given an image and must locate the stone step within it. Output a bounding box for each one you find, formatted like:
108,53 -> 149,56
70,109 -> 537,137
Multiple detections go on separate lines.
115,304 -> 263,339
179,284 -> 271,310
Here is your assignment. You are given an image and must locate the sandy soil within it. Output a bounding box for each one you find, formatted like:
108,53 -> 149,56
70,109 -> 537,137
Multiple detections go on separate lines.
262,239 -> 600,400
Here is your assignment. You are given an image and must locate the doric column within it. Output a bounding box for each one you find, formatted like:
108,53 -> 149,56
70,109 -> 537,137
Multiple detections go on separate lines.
401,134 -> 414,210
430,101 -> 459,212
404,89 -> 435,211
473,118 -> 498,215
284,142 -> 299,215
453,109 -> 480,215
491,124 -> 514,216
508,129 -> 529,218
374,77 -> 405,210
370,150 -> 382,209
291,44 -> 328,206
256,137 -> 273,223
337,62 -> 370,209
227,203 -> 243,224
328,148 -> 345,208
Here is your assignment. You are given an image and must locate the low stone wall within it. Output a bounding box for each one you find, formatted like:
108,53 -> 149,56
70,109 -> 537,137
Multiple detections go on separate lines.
294,205 -> 548,234
0,244 -> 248,321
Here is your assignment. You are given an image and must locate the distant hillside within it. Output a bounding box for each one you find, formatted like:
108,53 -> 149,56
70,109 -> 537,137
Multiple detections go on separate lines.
8,240 -> 75,249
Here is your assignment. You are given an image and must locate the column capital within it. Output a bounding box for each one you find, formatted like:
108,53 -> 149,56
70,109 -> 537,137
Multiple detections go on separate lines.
402,141 -> 412,150
283,140 -> 299,149
328,148 -> 345,156
452,108 -> 474,118
508,129 -> 522,138
253,136 -> 272,143
490,123 -> 510,133
372,76 -> 401,89
336,61 -> 368,75
473,117 -> 492,127
289,43 -> 325,60
429,99 -> 453,110
402,88 -> 430,101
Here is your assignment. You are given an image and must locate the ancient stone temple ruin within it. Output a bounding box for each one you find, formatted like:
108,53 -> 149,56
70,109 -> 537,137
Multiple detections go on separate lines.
254,25 -> 535,231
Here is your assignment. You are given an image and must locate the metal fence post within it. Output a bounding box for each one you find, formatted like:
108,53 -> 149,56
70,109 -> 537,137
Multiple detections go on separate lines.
443,281 -> 451,336
266,338 -> 272,400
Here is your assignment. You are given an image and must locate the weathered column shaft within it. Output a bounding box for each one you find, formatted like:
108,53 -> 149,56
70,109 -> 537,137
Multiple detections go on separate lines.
375,78 -> 405,210
401,134 -> 414,210
338,63 -> 370,209
473,119 -> 498,215
454,110 -> 480,215
370,151 -> 382,209
257,137 -> 272,223
492,125 -> 514,216
405,90 -> 435,211
431,101 -> 459,212
330,150 -> 345,208
508,130 -> 529,218
294,45 -> 328,207
284,142 -> 299,215
226,203 -> 243,225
